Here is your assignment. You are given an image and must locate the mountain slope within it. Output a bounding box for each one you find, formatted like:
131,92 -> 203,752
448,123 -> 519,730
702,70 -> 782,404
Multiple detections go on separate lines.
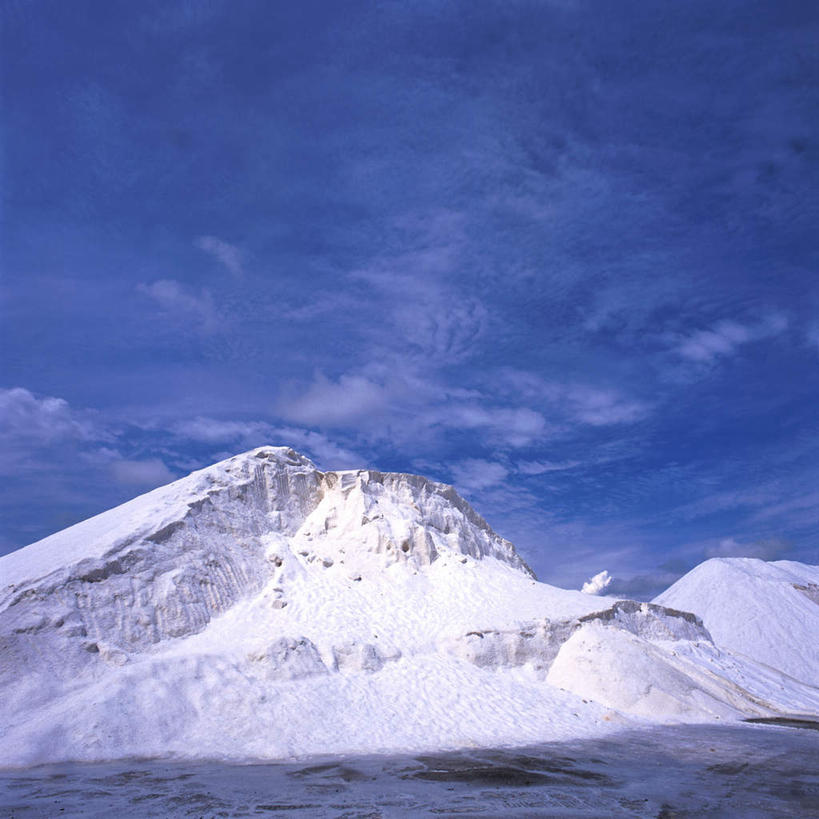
654,557 -> 819,685
1,448 -> 817,766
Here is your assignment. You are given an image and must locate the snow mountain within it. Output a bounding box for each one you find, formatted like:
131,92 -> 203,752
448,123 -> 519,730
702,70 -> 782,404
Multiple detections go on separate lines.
1,446 -> 817,766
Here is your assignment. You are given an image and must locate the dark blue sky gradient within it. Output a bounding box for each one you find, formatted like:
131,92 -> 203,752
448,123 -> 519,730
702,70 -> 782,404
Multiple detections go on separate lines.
2,0 -> 818,595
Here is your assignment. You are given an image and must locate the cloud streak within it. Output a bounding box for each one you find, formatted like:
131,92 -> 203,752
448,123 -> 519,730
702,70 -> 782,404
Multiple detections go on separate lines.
195,236 -> 244,278
137,280 -> 220,331
450,459 -> 510,492
675,314 -> 788,364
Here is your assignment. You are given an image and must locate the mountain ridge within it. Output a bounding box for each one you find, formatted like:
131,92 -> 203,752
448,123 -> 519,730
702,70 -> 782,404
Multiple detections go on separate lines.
1,446 -> 532,593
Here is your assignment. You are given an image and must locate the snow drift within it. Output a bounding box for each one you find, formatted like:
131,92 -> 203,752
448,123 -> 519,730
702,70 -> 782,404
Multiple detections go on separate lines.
1,446 -> 817,766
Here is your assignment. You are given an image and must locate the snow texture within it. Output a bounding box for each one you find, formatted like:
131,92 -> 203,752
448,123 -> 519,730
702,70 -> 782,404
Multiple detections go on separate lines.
655,557 -> 819,686
1,447 -> 817,766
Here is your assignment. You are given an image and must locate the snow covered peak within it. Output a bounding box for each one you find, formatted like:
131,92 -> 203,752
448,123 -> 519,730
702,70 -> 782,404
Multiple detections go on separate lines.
0,445 -> 323,591
1,445 -> 533,618
294,467 -> 533,578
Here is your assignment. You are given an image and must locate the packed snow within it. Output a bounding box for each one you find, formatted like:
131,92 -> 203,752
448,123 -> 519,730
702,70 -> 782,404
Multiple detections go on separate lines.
1,446 -> 817,767
655,557 -> 819,686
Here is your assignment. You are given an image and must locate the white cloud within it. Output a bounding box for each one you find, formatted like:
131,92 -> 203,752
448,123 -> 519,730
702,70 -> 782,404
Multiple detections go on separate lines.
442,404 -> 548,447
195,235 -> 244,277
396,296 -> 488,363
137,279 -> 219,330
450,459 -> 509,492
277,364 -> 550,452
517,459 -> 581,475
173,415 -> 362,470
749,489 -> 819,524
110,458 -> 176,487
351,267 -> 487,364
277,373 -> 390,426
173,417 -> 271,444
497,370 -> 650,429
581,569 -> 612,595
0,387 -> 101,443
676,314 -> 788,363
704,536 -> 790,561
269,426 -> 362,469
563,385 -> 649,426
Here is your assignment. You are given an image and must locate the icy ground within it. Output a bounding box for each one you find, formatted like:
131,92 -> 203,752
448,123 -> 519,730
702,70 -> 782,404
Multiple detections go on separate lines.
1,722 -> 817,817
1,446 -> 818,766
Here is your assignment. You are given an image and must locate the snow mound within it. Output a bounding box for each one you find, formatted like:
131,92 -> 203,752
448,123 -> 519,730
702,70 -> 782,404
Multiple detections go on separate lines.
548,624 -> 743,720
247,637 -> 328,680
444,602 -> 710,673
0,447 -> 531,685
654,557 -> 819,686
1,449 -> 817,766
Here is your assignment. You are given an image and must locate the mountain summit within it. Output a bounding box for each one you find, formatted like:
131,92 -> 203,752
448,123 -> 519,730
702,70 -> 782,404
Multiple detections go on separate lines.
1,447 -> 817,765
1,446 -> 532,655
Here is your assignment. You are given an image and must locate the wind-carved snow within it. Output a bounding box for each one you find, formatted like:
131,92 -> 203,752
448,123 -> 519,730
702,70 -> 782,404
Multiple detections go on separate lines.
291,467 -> 533,577
1,447 -> 817,766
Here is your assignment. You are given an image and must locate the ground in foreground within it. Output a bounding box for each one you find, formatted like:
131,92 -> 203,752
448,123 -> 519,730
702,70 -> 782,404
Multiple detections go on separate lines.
1,722 -> 817,818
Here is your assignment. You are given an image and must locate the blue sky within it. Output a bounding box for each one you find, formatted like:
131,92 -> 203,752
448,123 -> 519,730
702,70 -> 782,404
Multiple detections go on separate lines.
2,0 -> 818,596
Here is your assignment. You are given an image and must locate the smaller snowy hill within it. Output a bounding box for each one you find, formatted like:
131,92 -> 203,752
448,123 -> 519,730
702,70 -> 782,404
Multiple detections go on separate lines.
654,557 -> 819,686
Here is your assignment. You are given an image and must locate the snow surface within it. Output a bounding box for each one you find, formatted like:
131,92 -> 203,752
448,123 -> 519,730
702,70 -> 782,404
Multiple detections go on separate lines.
1,447 -> 817,767
655,557 -> 819,686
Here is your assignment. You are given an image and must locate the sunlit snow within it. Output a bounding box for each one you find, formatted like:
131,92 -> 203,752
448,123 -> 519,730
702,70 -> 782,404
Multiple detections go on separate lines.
1,446 -> 817,767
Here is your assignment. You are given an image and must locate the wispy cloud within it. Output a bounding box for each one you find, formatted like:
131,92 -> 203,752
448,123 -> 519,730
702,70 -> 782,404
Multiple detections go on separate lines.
704,536 -> 790,561
195,236 -> 244,278
499,370 -> 651,429
607,569 -> 686,601
350,265 -> 487,365
517,459 -> 582,475
0,387 -> 102,445
276,363 -> 550,452
450,458 -> 510,492
749,489 -> 819,527
562,385 -> 650,427
173,415 -> 362,469
137,279 -> 220,331
173,417 -> 271,444
277,373 -> 390,427
438,404 -> 548,447
4,0 -> 819,581
110,458 -> 176,487
675,314 -> 788,363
